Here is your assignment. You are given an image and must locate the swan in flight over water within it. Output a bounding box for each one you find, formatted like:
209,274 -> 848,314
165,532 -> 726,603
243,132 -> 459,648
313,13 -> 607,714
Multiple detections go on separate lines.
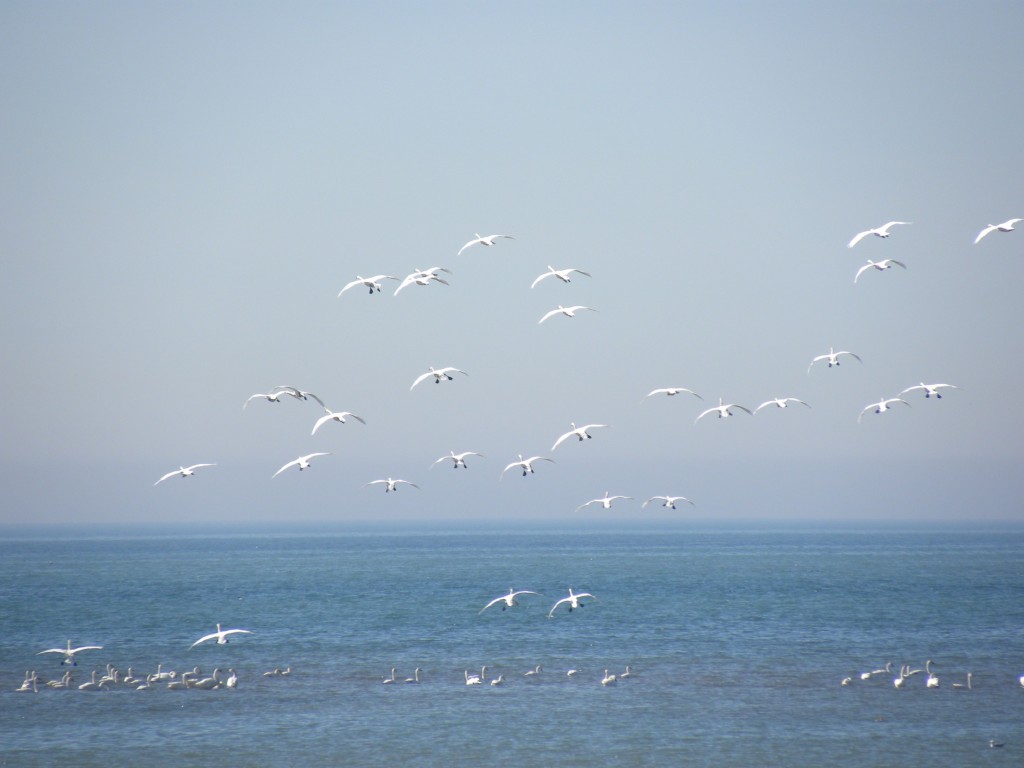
154,463 -> 216,486
539,305 -> 598,324
548,588 -> 597,617
431,451 -> 484,469
38,640 -> 104,666
898,382 -> 959,399
500,454 -> 555,479
847,221 -> 910,248
364,477 -> 419,493
858,397 -> 910,423
410,366 -> 468,390
754,397 -> 810,414
394,267 -> 452,295
190,623 -> 253,649
642,495 -> 695,510
552,422 -> 610,451
854,259 -> 906,284
458,233 -> 514,255
643,387 -> 702,402
808,346 -> 862,374
338,274 -> 400,296
531,265 -> 591,288
695,398 -> 753,423
479,588 -> 541,614
273,452 -> 332,478
311,409 -> 366,435
575,492 -> 633,512
975,218 -> 1022,243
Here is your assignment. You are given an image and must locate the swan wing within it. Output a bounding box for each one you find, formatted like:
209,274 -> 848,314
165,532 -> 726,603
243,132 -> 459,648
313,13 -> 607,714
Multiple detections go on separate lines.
410,371 -> 433,390
272,458 -> 301,478
530,271 -> 554,289
548,597 -> 571,617
190,633 -> 219,648
311,413 -> 334,435
854,263 -> 873,283
847,230 -> 871,248
538,308 -> 560,324
457,237 -> 482,255
479,596 -> 505,613
338,278 -> 365,296
154,469 -> 180,486
551,432 -> 573,451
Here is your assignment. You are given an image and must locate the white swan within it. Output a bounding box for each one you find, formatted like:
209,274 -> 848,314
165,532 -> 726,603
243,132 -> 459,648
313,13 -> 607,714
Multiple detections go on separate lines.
381,668 -> 397,684
854,258 -> 906,283
642,495 -> 695,510
500,454 -> 555,479
601,669 -> 617,686
272,452 -> 332,478
643,387 -> 702,402
952,672 -> 972,690
858,396 -> 910,423
523,665 -> 542,677
410,366 -> 468,390
225,669 -> 238,689
190,623 -> 253,648
695,398 -> 753,423
404,668 -> 421,684
192,668 -> 222,690
465,666 -> 487,685
338,274 -> 400,296
530,265 -> 591,288
490,674 -> 505,686
154,463 -> 216,486
552,422 -> 609,451
37,639 -> 103,666
78,670 -> 107,691
273,386 -> 325,407
458,233 -> 514,255
431,451 -> 484,469
394,267 -> 452,295
479,588 -> 541,614
548,588 -> 597,617
925,660 -> 939,689
620,665 -> 633,679
859,661 -> 891,680
893,665 -> 908,689
575,491 -> 632,512
364,477 -> 419,493
311,409 -> 366,435
753,397 -> 810,414
848,221 -> 911,248
898,382 -> 959,400
975,218 -> 1022,244
539,305 -> 598,324
808,346 -> 862,374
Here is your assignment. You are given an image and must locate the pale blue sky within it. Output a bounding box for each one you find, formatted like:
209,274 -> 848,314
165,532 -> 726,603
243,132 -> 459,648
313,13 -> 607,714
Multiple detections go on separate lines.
2,1 -> 1021,524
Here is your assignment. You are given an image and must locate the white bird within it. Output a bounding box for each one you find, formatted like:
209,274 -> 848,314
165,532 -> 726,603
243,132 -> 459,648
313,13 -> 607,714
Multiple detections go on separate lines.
431,451 -> 484,469
364,477 -> 419,493
847,221 -> 910,248
225,669 -> 238,689
695,398 -> 753,423
858,397 -> 910,423
190,623 -> 253,649
154,463 -> 216,486
381,668 -> 397,684
410,366 -> 468,390
192,668 -> 223,690
975,218 -> 1022,244
243,390 -> 293,409
601,669 -> 617,686
273,386 -> 326,407
272,452 -> 332,478
575,491 -> 632,512
78,670 -> 108,691
548,588 -> 597,617
530,265 -> 591,288
539,304 -> 598,324
500,454 -> 555,479
552,422 -> 610,451
859,661 -> 892,681
643,387 -> 702,402
403,668 -> 421,684
642,495 -> 695,510
523,665 -> 542,677
338,274 -> 400,296
854,259 -> 906,284
898,382 -> 959,400
465,666 -> 487,685
479,587 -> 540,615
925,660 -> 940,689
952,672 -> 972,690
894,665 -> 908,689
311,409 -> 366,435
490,674 -> 505,686
394,267 -> 452,295
458,233 -> 514,255
807,346 -> 862,374
37,640 -> 103,666
619,665 -> 633,680
753,397 -> 810,414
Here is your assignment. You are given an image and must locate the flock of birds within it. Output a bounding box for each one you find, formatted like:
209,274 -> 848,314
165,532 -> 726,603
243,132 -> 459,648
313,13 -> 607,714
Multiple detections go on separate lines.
840,658 -> 1024,695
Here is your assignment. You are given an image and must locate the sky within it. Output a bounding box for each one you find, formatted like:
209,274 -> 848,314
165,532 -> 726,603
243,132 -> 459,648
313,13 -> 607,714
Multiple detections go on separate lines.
1,1 -> 1022,526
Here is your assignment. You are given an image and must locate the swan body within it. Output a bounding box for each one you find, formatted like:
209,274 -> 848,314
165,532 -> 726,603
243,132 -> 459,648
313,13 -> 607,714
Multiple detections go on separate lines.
523,665 -> 542,677
465,666 -> 487,685
490,674 -> 505,686
192,668 -> 222,690
458,233 -> 514,255
695,398 -> 753,423
952,672 -> 972,690
754,397 -> 810,414
539,305 -> 597,324
575,491 -> 632,512
859,661 -> 891,680
854,258 -> 906,283
78,670 -> 108,691
642,495 -> 695,510
410,366 -> 468,390
381,668 -> 397,684
311,409 -> 366,435
154,463 -> 216,486
808,346 -> 862,374
338,274 -> 400,296
858,397 -> 910,423
531,265 -> 591,288
601,669 -> 617,686
431,451 -> 484,469
975,218 -> 1022,243
190,623 -> 253,649
643,387 -> 702,402
552,422 -> 609,451
500,454 -> 555,479
548,588 -> 596,617
404,668 -> 421,684
364,477 -> 419,493
479,588 -> 541,614
273,452 -> 332,478
848,221 -> 910,248
898,382 -> 959,399
38,640 -> 103,666
619,665 -> 633,679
